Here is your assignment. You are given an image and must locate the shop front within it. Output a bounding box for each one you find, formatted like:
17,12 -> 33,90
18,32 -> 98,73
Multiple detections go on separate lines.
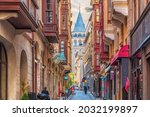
100,75 -> 109,100
100,65 -> 111,99
130,52 -> 143,100
130,2 -> 150,99
111,45 -> 129,100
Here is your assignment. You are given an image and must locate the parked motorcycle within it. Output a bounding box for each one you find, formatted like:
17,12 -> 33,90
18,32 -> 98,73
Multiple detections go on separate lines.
37,93 -> 50,100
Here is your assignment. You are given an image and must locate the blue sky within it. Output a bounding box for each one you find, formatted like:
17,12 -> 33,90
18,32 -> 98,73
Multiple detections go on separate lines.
71,0 -> 92,31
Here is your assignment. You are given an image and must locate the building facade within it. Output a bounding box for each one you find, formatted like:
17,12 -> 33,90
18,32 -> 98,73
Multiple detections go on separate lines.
129,0 -> 150,100
83,14 -> 93,93
90,0 -> 102,97
0,0 -> 53,99
58,0 -> 72,98
0,0 -> 72,100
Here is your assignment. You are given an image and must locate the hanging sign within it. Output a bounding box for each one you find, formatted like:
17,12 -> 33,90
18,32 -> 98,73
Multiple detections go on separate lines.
64,76 -> 68,80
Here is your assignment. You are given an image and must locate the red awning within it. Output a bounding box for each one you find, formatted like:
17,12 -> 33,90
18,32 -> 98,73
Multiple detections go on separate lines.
111,45 -> 129,65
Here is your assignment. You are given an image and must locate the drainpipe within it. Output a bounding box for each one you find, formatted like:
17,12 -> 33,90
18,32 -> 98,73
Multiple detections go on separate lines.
31,40 -> 35,93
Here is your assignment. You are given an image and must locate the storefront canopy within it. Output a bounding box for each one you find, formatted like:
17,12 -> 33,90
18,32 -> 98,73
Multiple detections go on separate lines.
111,45 -> 129,65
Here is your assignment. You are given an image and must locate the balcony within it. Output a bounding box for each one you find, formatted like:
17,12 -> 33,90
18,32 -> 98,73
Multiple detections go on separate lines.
0,0 -> 38,31
112,0 -> 128,25
112,0 -> 128,16
43,24 -> 59,43
42,0 -> 59,43
100,52 -> 109,61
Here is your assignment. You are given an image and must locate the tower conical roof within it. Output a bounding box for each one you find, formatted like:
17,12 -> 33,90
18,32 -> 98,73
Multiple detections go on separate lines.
73,10 -> 86,32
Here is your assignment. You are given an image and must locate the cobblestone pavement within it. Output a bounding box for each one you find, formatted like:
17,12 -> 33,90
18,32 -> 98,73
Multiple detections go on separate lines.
68,90 -> 95,100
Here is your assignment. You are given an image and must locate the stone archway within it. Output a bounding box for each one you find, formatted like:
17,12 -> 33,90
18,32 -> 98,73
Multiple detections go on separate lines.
20,50 -> 28,98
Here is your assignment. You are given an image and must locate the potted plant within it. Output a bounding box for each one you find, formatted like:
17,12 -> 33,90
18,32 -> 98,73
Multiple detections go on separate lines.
20,80 -> 29,100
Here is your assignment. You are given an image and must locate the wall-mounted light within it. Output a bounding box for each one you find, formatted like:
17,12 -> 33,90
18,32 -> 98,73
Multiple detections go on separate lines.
35,58 -> 40,63
42,65 -> 46,69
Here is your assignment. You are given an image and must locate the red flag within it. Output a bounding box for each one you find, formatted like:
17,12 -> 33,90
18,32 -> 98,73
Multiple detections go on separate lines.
125,77 -> 130,92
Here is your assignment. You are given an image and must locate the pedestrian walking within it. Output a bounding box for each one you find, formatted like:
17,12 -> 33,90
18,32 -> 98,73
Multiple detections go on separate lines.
84,86 -> 87,94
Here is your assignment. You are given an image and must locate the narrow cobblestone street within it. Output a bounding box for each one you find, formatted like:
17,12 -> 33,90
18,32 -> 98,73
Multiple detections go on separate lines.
68,90 -> 95,100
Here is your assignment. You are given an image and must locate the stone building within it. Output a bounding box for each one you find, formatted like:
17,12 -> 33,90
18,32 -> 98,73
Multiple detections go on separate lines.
128,0 -> 150,100
0,0 -> 52,99
0,0 -> 72,100
83,14 -> 93,93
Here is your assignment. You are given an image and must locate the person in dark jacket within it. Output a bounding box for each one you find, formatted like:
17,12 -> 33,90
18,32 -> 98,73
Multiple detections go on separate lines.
37,87 -> 50,100
42,87 -> 49,95
84,86 -> 87,94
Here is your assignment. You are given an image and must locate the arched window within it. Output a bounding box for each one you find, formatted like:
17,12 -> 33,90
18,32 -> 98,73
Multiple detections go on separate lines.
78,33 -> 82,37
20,50 -> 28,98
79,40 -> 82,46
74,34 -> 77,37
0,43 -> 7,99
74,40 -> 77,46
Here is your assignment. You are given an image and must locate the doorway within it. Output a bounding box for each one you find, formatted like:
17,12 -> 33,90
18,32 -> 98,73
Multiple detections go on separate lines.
20,50 -> 28,97
0,43 -> 7,100
147,57 -> 150,99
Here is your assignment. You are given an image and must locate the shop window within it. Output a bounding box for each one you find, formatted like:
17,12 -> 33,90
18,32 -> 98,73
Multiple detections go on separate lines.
131,53 -> 143,100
